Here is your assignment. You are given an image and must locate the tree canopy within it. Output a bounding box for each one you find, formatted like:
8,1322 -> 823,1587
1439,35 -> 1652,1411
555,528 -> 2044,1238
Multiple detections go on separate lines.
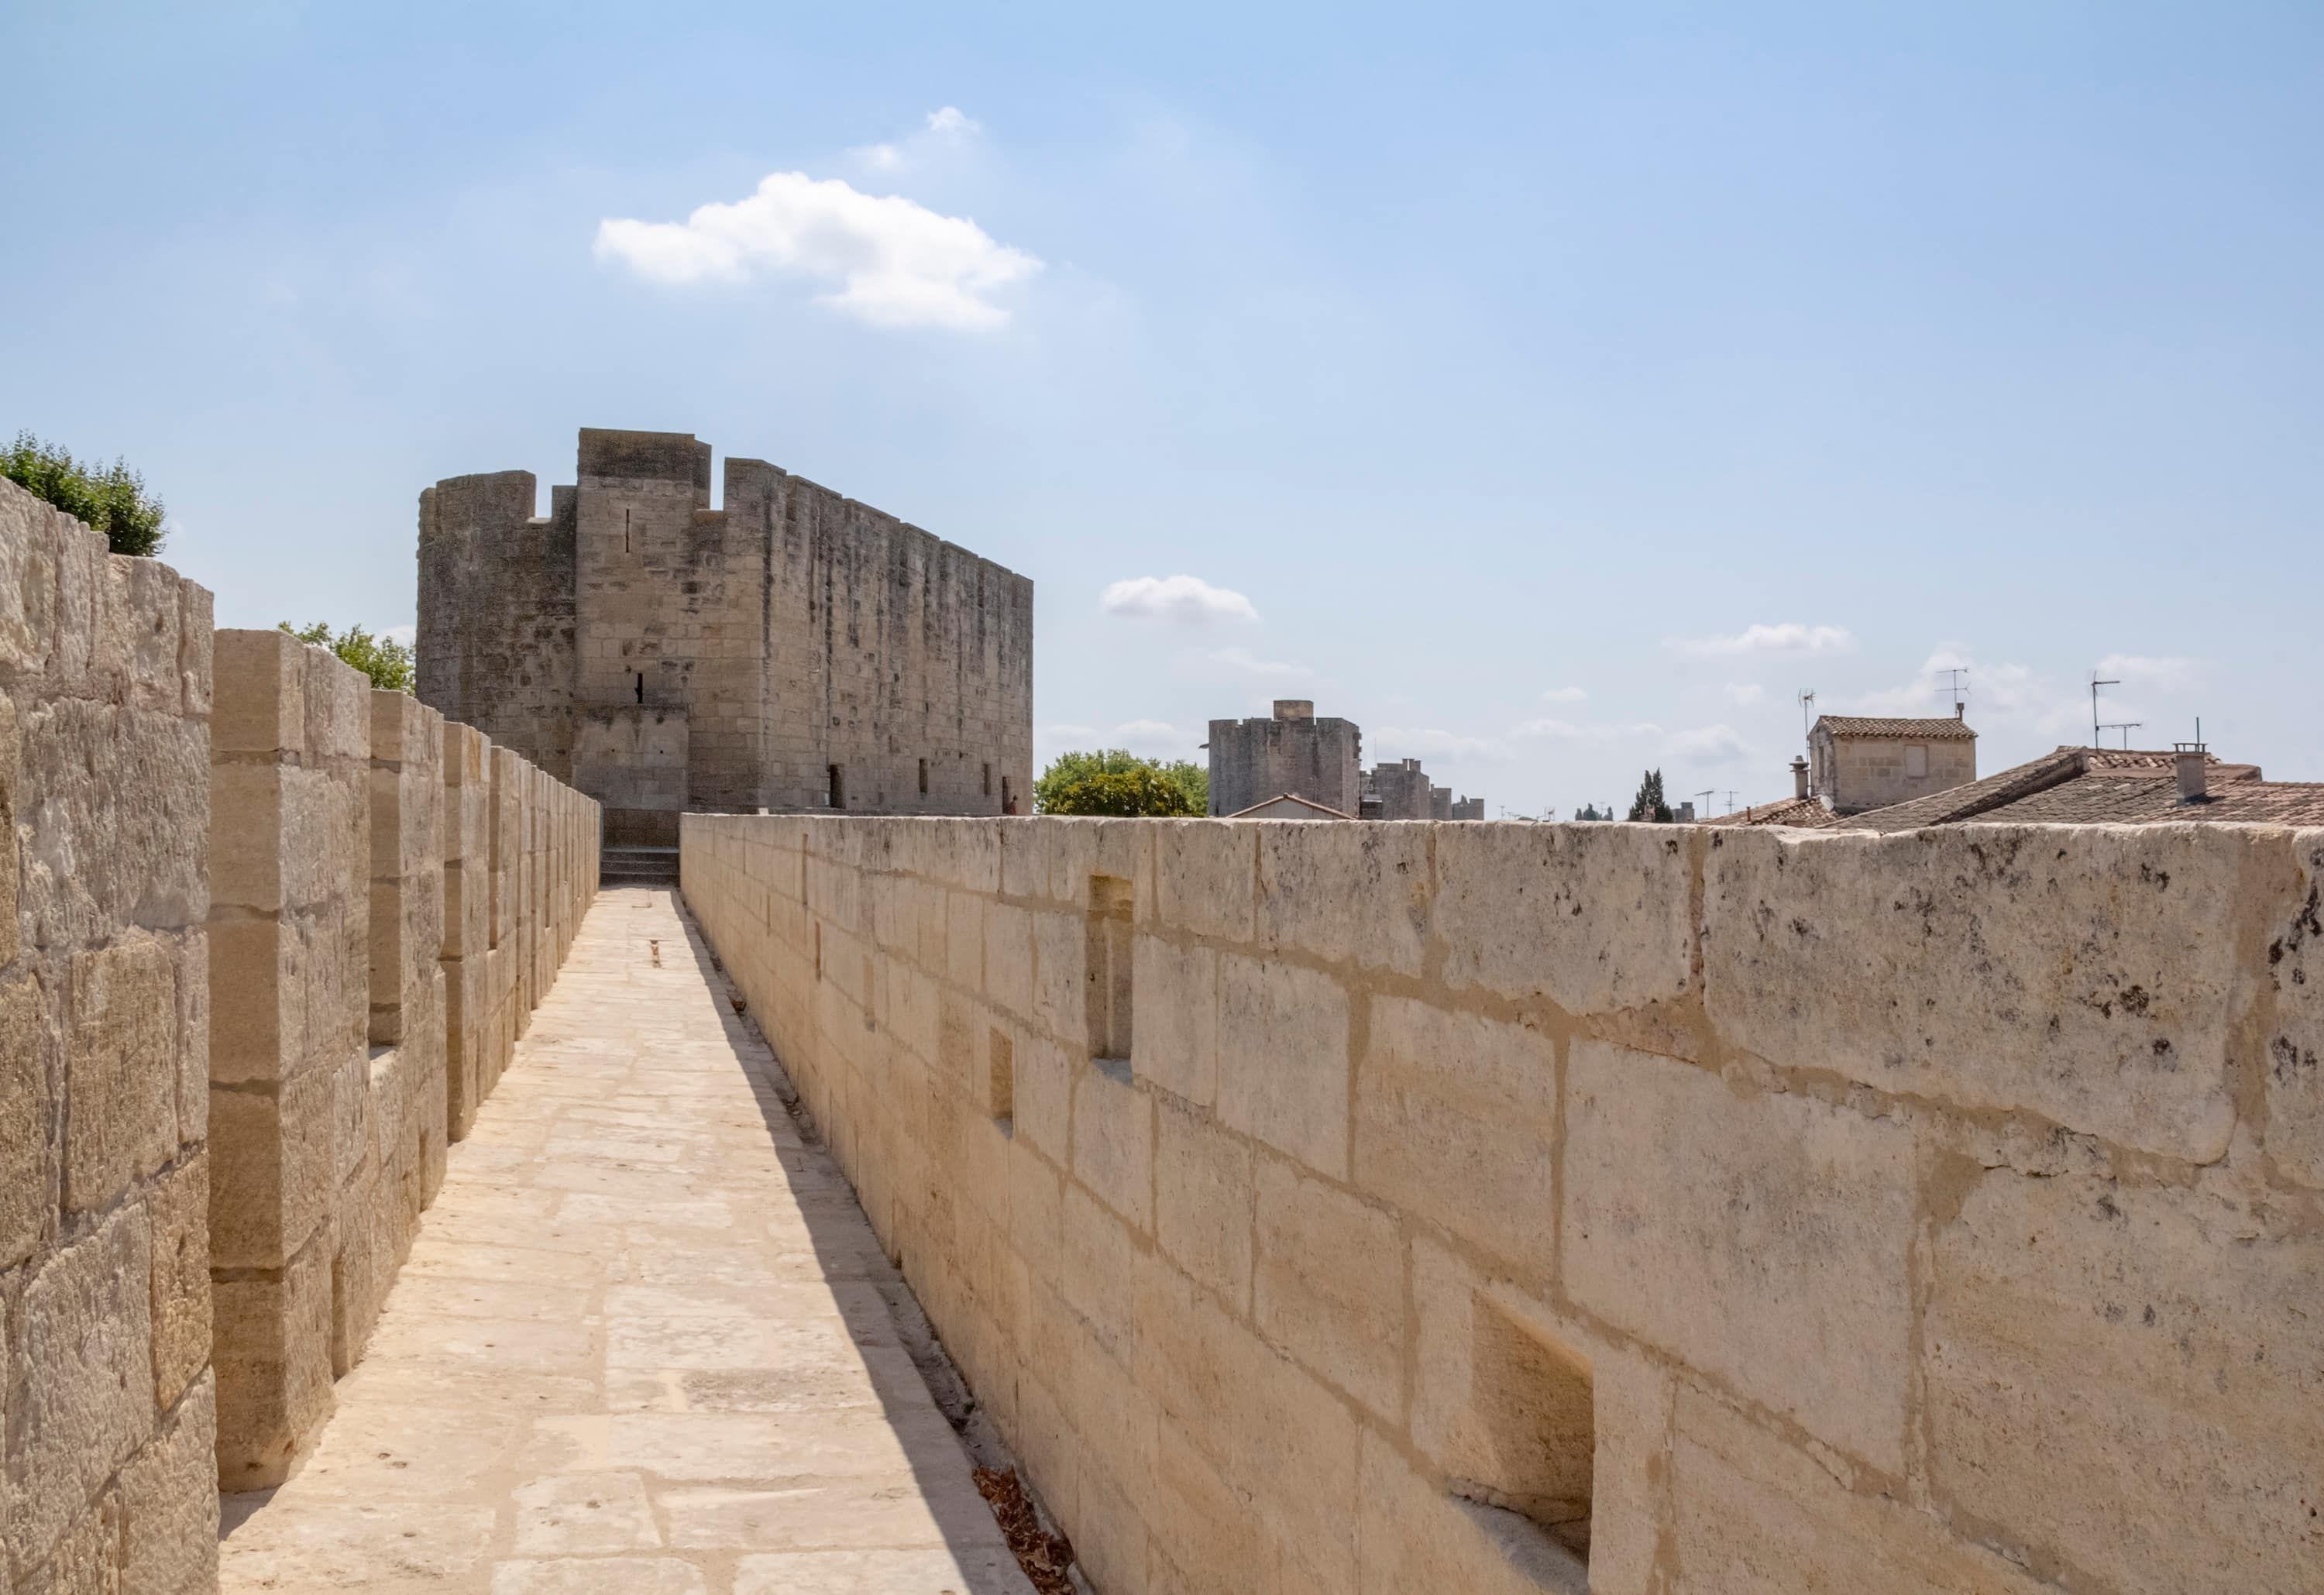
3,431 -> 167,557
280,621 -> 414,693
1035,749 -> 1207,816
1625,768 -> 1673,823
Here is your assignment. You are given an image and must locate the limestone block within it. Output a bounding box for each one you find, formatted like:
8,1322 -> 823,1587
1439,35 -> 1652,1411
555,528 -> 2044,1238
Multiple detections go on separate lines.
1071,1064 -> 1153,1232
146,1153 -> 211,1408
212,629 -> 304,755
208,915 -> 299,1084
0,971 -> 49,1267
1563,1041 -> 1916,1473
445,954 -> 485,1140
1215,954 -> 1349,1178
443,858 -> 487,957
1703,825 -> 2254,1162
211,763 -> 359,916
208,1065 -> 333,1269
1354,996 -> 1555,1280
1257,820 -> 1429,976
177,582 -> 212,721
0,476 -> 62,679
2264,830 -> 2324,1187
15,1205 -> 155,1560
0,694 -> 17,968
983,901 -> 1035,1021
171,928 -> 206,1152
22,1484 -> 121,1595
1353,1430 -> 1587,1595
1253,1156 -> 1402,1421
18,700 -> 208,944
105,556 -> 191,714
1030,908 -> 1084,1047
1150,1418 -> 1270,1595
944,889 -> 983,991
1435,823 -> 1693,1015
1668,1387 -> 2050,1595
1154,823 -> 1256,943
1007,1141 -> 1064,1287
301,640 -> 371,761
1153,1097 -> 1253,1311
1129,937 -> 1215,1107
1061,1183 -> 1139,1361
1924,1169 -> 2324,1593
212,1234 -> 335,1490
118,1371 -> 220,1595
65,937 -> 179,1213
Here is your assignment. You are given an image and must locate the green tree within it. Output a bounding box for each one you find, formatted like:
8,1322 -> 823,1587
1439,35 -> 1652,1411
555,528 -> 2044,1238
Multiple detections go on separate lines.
2,431 -> 167,556
1625,768 -> 1673,823
280,621 -> 415,693
1035,749 -> 1207,816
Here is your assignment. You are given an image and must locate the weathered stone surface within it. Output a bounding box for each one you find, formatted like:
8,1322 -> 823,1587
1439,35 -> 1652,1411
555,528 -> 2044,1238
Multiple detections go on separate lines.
1153,1097 -> 1253,1311
1704,824 -> 2253,1160
1355,996 -> 1555,1280
14,1205 -> 155,1561
208,1065 -> 334,1269
212,1236 -> 335,1490
1354,1430 -> 1586,1595
1563,1040 -> 1916,1473
1257,820 -> 1431,975
65,937 -> 179,1212
1669,1387 -> 2050,1594
146,1153 -> 211,1408
1216,954 -> 1349,1177
0,971 -> 50,1267
1435,823 -> 1693,1014
1253,1157 -> 1402,1421
118,1373 -> 220,1595
1129,936 -> 1216,1106
1926,1169 -> 2324,1593
1154,823 -> 1257,943
1071,1064 -> 1153,1232
2264,829 -> 2324,1188
211,628 -> 305,756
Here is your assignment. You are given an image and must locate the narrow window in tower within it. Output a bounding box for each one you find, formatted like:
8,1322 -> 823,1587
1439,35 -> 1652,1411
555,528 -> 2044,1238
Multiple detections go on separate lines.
827,765 -> 844,810
624,507 -> 632,554
919,758 -> 930,796
982,762 -> 993,798
634,672 -> 644,704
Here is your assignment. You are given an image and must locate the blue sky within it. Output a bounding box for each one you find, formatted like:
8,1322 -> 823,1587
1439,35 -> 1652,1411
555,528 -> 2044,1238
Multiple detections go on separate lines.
5,2 -> 2318,814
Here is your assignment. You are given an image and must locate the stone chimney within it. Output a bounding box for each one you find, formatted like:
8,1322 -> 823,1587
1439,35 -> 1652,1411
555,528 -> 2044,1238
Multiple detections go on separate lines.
2175,741 -> 2208,803
1791,756 -> 1810,799
1274,700 -> 1314,721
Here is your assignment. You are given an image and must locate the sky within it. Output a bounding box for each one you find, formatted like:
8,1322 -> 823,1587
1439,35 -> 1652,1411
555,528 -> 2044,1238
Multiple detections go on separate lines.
4,2 -> 2319,816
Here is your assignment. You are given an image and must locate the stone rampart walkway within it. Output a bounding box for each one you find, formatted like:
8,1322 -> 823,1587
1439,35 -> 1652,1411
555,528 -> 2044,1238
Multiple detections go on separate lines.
218,887 -> 1031,1595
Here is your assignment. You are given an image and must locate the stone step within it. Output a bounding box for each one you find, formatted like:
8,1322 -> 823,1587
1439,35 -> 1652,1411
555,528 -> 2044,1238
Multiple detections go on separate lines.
600,846 -> 680,884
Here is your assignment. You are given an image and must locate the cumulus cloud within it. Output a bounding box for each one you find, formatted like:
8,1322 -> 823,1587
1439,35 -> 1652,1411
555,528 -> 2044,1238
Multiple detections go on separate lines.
1373,727 -> 1508,762
1205,646 -> 1312,680
1664,724 -> 1752,765
855,105 -> 986,172
2097,653 -> 2203,690
1722,682 -> 1765,706
594,171 -> 1040,330
1672,622 -> 1855,658
1509,717 -> 1662,742
1100,574 -> 1260,625
1539,686 -> 1588,703
927,106 -> 982,139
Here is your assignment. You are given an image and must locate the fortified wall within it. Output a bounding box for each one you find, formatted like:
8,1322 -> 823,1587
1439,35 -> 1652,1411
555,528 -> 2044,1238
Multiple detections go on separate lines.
1,478 -> 598,1585
683,812 -> 2324,1595
418,428 -> 1036,843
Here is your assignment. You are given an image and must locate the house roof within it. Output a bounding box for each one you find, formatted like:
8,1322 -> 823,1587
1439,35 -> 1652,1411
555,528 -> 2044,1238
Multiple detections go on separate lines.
1813,714 -> 1978,741
1844,746 -> 2324,830
1225,792 -> 1354,820
1699,795 -> 1847,829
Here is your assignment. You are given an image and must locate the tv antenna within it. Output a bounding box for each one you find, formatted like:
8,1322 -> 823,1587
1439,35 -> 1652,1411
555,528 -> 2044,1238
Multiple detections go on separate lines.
1693,788 -> 1714,818
1936,666 -> 1969,717
2090,669 -> 2123,748
1724,789 -> 1739,814
1798,689 -> 1817,743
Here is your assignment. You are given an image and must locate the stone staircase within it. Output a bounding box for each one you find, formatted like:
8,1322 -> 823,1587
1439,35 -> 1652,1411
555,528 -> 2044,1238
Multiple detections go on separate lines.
600,844 -> 681,886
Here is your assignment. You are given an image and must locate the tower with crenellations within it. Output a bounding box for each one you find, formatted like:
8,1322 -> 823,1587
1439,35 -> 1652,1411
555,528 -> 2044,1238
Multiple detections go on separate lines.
418,428 -> 1033,844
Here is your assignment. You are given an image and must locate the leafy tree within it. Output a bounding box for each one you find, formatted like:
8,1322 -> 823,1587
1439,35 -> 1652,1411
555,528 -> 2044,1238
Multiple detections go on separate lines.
1625,768 -> 1673,823
1036,749 -> 1207,816
2,431 -> 167,556
280,620 -> 415,693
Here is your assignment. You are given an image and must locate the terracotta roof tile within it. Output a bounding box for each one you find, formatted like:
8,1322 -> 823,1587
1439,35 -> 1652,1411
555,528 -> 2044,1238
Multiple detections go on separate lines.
1814,715 -> 1978,741
1699,796 -> 1846,828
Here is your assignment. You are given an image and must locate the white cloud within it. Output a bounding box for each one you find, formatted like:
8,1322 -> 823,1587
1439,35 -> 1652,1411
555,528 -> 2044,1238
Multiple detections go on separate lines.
1539,686 -> 1588,703
927,105 -> 982,139
1509,717 -> 1662,742
1672,622 -> 1855,658
859,143 -> 905,171
1722,682 -> 1765,706
1206,646 -> 1312,679
1664,724 -> 1752,765
594,171 -> 1040,330
1099,574 -> 1261,625
2097,653 -> 2203,691
1373,727 -> 1509,762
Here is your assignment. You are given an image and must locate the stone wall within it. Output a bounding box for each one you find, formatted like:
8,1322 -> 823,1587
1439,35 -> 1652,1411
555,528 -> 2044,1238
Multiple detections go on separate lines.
682,813 -> 2324,1595
0,476 -> 218,1592
207,630 -> 600,1487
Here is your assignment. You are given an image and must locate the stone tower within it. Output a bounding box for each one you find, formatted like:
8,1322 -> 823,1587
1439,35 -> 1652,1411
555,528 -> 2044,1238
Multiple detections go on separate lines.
1205,700 -> 1363,817
418,428 -> 1034,844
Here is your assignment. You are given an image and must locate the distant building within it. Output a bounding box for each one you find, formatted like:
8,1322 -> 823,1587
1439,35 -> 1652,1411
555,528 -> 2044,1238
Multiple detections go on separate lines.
1807,713 -> 1978,814
1206,701 -> 1362,817
1366,756 -> 1485,821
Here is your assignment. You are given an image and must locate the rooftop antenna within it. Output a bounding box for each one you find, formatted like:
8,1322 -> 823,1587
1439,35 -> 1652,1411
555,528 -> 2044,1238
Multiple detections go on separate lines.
1936,666 -> 1969,719
1693,788 -> 1715,817
1724,789 -> 1739,814
2090,669 -> 2120,748
2099,720 -> 2143,750
1798,689 -> 1817,744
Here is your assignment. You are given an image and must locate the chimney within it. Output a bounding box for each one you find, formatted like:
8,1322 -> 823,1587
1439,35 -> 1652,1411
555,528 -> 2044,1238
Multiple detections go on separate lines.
2174,741 -> 2207,803
1273,700 -> 1314,721
1954,700 -> 1965,720
1790,756 -> 1810,799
